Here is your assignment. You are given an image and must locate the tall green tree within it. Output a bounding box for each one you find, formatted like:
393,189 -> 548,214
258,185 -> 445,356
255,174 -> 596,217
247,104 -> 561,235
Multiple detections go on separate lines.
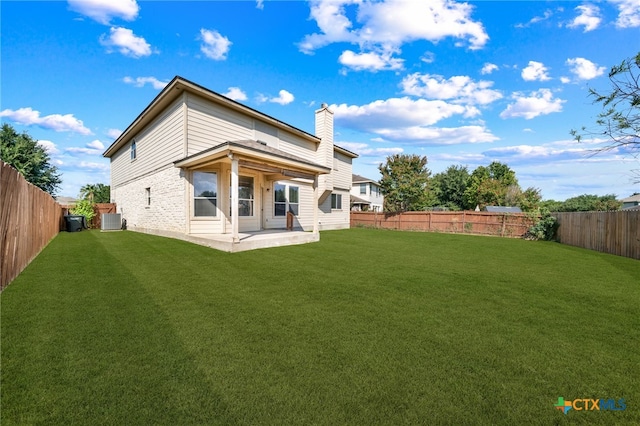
558,194 -> 621,212
463,161 -> 518,209
571,51 -> 640,182
79,183 -> 110,203
0,123 -> 62,195
378,154 -> 432,212
430,165 -> 469,210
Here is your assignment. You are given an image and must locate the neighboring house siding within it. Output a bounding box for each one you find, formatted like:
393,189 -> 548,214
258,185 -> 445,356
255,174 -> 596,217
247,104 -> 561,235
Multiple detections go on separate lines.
114,167 -> 186,233
111,98 -> 184,188
186,94 -> 253,156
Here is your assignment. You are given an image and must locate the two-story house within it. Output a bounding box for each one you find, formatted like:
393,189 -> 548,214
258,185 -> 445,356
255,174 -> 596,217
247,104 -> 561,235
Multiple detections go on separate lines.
103,76 -> 357,251
350,174 -> 384,212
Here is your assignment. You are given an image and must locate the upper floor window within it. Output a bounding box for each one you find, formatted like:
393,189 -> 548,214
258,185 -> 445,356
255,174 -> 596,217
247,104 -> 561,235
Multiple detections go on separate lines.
130,140 -> 137,161
360,183 -> 367,195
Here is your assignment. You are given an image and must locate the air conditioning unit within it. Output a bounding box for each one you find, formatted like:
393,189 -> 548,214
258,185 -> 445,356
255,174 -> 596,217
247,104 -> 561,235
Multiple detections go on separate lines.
101,213 -> 122,231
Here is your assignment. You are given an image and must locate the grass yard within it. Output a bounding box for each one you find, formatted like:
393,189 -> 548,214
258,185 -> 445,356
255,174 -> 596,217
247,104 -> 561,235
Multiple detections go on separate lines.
1,228 -> 639,425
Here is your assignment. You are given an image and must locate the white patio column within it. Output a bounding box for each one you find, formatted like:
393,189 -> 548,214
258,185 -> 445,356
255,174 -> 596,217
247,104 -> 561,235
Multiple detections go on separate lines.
313,175 -> 319,234
230,155 -> 239,243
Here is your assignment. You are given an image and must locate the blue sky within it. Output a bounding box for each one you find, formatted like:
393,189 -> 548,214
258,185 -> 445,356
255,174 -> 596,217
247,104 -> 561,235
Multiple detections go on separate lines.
2,0 -> 639,200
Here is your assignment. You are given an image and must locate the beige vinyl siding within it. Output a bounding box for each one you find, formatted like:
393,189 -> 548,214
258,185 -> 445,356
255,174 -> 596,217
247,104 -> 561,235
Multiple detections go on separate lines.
332,151 -> 353,190
317,189 -> 350,230
263,179 -> 314,231
111,98 -> 184,188
278,131 -> 318,164
187,94 -> 253,155
254,121 -> 279,147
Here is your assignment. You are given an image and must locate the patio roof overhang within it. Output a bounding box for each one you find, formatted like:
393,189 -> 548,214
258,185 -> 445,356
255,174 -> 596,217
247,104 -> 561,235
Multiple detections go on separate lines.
174,140 -> 331,181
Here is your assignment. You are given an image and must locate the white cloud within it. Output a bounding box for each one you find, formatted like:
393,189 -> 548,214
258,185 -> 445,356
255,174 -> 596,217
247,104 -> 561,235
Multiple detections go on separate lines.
560,76 -> 572,84
521,61 -> 551,81
123,76 -> 169,89
331,97 -> 497,145
500,89 -> 565,120
299,0 -> 488,72
270,90 -> 295,105
611,0 -> 640,28
376,125 -> 499,145
37,140 -> 60,155
66,140 -> 106,155
481,63 -> 498,75
515,9 -> 553,28
68,0 -> 139,25
199,29 -> 231,60
78,161 -> 110,171
0,107 -> 92,135
566,57 -> 606,80
100,27 -> 153,58
338,50 -> 404,72
567,4 -> 601,32
107,128 -> 122,139
256,0 -> 264,10
421,52 -> 435,64
224,87 -> 248,101
337,142 -> 403,156
400,73 -> 502,105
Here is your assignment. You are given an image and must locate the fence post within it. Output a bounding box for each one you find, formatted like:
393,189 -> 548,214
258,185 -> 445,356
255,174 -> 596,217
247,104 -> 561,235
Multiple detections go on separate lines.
501,214 -> 506,237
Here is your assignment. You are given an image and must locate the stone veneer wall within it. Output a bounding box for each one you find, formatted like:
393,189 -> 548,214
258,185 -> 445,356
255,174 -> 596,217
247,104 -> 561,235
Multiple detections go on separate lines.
113,166 -> 187,233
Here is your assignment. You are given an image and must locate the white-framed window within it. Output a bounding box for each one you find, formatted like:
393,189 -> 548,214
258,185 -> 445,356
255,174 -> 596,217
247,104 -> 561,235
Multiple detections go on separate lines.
274,183 -> 299,216
130,140 -> 137,161
229,175 -> 254,217
360,183 -> 367,194
145,187 -> 151,206
193,171 -> 217,217
331,193 -> 342,210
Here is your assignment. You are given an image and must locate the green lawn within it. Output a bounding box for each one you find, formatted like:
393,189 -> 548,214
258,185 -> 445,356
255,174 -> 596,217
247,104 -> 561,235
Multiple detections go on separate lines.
2,229 -> 639,425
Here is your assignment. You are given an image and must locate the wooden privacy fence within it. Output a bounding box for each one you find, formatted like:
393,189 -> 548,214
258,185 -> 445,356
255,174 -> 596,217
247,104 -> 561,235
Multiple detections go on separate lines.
351,211 -> 536,238
1,161 -> 62,290
554,211 -> 640,260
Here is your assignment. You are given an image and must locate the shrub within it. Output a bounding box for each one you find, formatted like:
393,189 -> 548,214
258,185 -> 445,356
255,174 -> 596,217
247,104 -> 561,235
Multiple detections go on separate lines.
525,209 -> 558,241
71,199 -> 96,228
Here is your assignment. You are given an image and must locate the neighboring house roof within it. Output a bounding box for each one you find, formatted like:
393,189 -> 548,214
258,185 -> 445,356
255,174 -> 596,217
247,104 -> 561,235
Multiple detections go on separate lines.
350,195 -> 371,205
484,206 -> 523,213
352,174 -> 379,184
621,194 -> 640,203
56,196 -> 77,205
103,75 -> 357,159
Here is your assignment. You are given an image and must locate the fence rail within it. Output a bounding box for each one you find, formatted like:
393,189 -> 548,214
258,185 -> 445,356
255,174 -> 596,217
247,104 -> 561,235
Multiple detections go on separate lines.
554,211 -> 640,260
1,161 -> 62,290
351,211 -> 535,238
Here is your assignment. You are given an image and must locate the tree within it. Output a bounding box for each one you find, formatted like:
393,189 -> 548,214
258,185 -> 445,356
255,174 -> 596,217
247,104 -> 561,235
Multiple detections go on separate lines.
378,154 -> 432,212
79,183 -> 110,203
558,194 -> 621,212
571,52 -> 640,182
0,123 -> 62,195
463,161 -> 518,209
430,165 -> 470,210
